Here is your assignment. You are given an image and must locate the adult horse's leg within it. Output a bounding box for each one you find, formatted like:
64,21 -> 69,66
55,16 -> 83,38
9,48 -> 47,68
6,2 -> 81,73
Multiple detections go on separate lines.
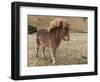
50,48 -> 56,64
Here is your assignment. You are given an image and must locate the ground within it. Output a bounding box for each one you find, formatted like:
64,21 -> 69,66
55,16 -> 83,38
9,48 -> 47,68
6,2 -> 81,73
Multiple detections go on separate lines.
28,33 -> 87,66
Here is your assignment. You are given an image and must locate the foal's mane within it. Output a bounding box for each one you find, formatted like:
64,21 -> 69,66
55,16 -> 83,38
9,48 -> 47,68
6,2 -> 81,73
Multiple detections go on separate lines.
48,18 -> 63,32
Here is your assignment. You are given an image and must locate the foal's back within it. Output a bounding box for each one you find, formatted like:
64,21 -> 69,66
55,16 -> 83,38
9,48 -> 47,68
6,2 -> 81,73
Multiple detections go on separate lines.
37,29 -> 50,47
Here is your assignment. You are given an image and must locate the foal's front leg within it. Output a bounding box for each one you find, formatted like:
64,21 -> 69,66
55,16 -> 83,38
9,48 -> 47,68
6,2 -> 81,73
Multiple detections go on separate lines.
50,48 -> 56,64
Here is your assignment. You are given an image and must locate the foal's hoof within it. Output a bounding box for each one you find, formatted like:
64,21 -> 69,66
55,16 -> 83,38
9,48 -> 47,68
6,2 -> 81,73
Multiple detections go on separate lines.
52,61 -> 56,65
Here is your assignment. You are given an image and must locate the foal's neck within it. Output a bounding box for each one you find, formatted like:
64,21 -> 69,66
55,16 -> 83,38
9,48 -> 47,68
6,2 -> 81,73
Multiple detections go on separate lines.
49,28 -> 63,48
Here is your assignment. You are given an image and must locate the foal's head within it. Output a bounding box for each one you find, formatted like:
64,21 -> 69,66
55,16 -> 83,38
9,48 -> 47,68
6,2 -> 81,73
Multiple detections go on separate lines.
62,21 -> 70,41
48,18 -> 70,41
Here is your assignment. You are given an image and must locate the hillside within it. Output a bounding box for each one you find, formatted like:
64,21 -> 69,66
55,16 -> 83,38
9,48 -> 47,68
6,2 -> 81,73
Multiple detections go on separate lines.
28,15 -> 88,33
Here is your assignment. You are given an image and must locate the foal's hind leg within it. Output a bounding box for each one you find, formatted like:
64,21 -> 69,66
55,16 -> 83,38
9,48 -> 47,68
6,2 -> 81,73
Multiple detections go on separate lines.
42,47 -> 46,59
36,44 -> 39,58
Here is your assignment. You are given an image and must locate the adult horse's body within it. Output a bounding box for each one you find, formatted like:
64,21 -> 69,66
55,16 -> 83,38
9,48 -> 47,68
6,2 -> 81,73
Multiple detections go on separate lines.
36,18 -> 70,64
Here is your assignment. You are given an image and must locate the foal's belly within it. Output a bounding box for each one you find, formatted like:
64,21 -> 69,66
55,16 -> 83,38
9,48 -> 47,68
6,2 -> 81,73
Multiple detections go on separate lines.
40,37 -> 51,48
40,38 -> 58,48
37,30 -> 59,48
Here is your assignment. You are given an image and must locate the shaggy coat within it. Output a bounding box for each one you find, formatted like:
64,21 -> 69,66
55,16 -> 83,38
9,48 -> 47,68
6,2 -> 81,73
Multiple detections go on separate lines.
36,18 -> 70,64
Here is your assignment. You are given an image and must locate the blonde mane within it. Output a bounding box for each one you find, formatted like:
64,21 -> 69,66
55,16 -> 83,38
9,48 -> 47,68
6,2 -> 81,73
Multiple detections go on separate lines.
48,18 -> 63,31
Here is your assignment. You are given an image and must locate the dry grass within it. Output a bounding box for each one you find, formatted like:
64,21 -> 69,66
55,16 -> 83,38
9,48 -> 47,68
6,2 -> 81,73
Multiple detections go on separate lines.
28,33 -> 88,66
27,16 -> 88,66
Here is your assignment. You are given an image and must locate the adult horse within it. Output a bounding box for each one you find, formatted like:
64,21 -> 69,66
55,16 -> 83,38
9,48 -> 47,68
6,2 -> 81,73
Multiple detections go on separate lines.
36,18 -> 70,64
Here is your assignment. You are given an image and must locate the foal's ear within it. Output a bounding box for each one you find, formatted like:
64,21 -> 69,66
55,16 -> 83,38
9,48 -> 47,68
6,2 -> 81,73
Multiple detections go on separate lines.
55,19 -> 63,28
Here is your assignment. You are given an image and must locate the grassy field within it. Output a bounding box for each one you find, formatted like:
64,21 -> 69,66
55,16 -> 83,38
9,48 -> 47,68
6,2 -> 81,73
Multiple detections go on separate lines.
27,16 -> 88,66
28,33 -> 88,66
